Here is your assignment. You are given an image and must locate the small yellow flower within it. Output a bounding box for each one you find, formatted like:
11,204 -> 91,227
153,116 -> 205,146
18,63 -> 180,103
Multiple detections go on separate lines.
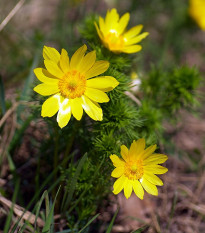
110,139 -> 168,199
189,0 -> 205,30
34,45 -> 119,128
95,8 -> 149,54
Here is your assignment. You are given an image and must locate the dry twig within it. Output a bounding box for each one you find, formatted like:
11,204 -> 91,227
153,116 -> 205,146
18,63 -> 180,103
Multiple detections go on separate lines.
0,195 -> 44,227
0,0 -> 25,32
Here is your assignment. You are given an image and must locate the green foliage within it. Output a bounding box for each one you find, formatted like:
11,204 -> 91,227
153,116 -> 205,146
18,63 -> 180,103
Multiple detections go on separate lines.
141,66 -> 201,116
1,0 -> 202,232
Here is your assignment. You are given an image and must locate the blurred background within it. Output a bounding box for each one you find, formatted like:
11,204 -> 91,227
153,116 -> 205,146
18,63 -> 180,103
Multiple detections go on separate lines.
0,0 -> 205,232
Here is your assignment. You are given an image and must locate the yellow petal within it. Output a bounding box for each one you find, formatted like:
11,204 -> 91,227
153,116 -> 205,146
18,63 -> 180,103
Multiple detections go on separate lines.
129,138 -> 145,159
78,51 -> 96,74
141,144 -> 157,160
60,49 -> 70,73
99,16 -> 107,34
113,175 -> 127,195
84,87 -> 109,103
44,60 -> 64,78
143,173 -> 163,186
143,154 -> 168,165
105,8 -> 119,29
132,180 -> 144,200
70,98 -> 83,121
121,45 -> 142,54
86,76 -> 119,92
120,145 -> 129,161
33,83 -> 59,96
124,179 -> 133,199
125,32 -> 149,46
117,12 -> 130,35
34,68 -> 59,84
81,95 -> 102,121
129,140 -> 138,158
94,22 -> 104,40
110,154 -> 125,167
43,46 -> 60,63
141,177 -> 158,196
144,165 -> 168,175
111,167 -> 124,178
57,99 -> 71,128
124,25 -> 143,39
70,44 -> 87,70
85,61 -> 109,79
41,94 -> 62,117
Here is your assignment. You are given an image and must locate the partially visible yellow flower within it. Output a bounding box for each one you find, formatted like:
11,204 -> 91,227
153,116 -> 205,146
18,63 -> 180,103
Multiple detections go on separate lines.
189,0 -> 205,30
34,45 -> 119,128
95,8 -> 149,54
110,139 -> 168,199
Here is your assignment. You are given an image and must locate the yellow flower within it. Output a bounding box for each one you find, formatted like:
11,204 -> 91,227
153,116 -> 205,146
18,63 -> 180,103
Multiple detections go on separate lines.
95,8 -> 149,54
189,0 -> 205,30
110,139 -> 168,199
33,45 -> 119,128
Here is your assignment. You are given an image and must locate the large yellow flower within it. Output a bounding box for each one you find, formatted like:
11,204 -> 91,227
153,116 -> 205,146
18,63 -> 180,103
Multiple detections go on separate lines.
110,139 -> 168,199
34,45 -> 119,128
95,8 -> 149,54
189,0 -> 205,30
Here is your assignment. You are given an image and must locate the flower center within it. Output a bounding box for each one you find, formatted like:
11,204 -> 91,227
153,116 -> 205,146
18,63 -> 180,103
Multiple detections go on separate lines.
58,70 -> 86,99
104,30 -> 125,51
124,160 -> 144,180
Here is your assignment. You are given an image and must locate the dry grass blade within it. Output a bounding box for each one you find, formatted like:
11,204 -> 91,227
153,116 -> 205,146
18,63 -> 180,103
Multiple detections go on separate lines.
0,101 -> 37,128
0,0 -> 25,32
125,91 -> 142,106
188,203 -> 205,215
0,195 -> 44,227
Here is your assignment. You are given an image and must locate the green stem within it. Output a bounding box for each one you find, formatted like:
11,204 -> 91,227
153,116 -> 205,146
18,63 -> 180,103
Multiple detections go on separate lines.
64,120 -> 81,161
54,126 -> 60,172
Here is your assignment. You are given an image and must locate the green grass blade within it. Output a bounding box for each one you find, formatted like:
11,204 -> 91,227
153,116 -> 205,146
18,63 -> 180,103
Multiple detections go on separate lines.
78,213 -> 100,233
34,190 -> 49,228
9,154 -> 70,233
131,225 -> 150,233
105,207 -> 119,233
61,153 -> 87,211
42,186 -> 61,233
18,221 -> 35,233
7,152 -> 16,172
0,75 -> 6,115
8,115 -> 34,153
17,53 -> 39,124
55,230 -> 74,233
3,179 -> 20,233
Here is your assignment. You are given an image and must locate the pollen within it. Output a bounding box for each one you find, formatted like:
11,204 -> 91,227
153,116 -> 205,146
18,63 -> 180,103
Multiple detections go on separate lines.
58,70 -> 86,99
124,159 -> 144,180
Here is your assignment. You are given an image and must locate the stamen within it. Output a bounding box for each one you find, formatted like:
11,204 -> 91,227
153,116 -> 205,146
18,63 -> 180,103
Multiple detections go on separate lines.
124,160 -> 144,180
58,70 -> 86,99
